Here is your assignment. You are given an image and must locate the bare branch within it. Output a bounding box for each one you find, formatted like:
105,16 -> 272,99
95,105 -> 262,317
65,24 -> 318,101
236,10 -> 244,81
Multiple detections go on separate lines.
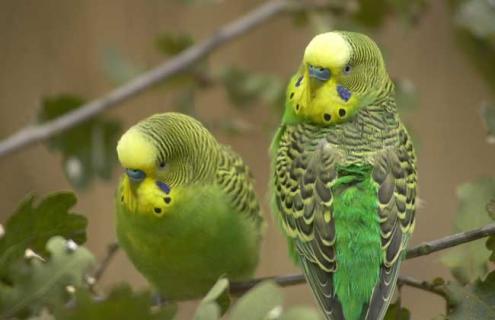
0,0 -> 356,159
230,223 -> 495,294
405,222 -> 495,259
231,273 -> 447,298
90,242 -> 119,287
230,273 -> 305,296
397,275 -> 446,298
0,0 -> 355,160
0,0 -> 288,159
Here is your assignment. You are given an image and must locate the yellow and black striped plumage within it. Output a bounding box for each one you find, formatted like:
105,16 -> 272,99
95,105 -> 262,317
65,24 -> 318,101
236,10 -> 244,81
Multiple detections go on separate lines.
271,32 -> 417,320
116,113 -> 263,299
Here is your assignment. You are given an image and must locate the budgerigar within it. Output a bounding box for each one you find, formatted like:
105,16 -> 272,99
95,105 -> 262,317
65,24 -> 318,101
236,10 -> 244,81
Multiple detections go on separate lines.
271,32 -> 417,320
116,112 -> 264,300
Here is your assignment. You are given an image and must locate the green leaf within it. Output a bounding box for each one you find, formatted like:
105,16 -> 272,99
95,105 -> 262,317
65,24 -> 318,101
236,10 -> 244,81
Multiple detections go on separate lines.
440,271 -> 495,319
290,10 -> 310,27
175,88 -> 196,116
155,32 -> 194,56
193,277 -> 230,320
353,0 -> 389,28
229,281 -> 283,320
194,303 -> 219,320
0,236 -> 95,319
487,199 -> 495,219
394,79 -> 419,113
486,199 -> 495,262
481,103 -> 495,144
454,0 -> 495,40
102,47 -> 143,84
451,0 -> 495,96
383,300 -> 410,320
219,67 -> 284,109
38,95 -> 122,189
486,235 -> 495,262
55,284 -> 176,320
0,192 -> 87,280
177,0 -> 221,5
441,178 -> 495,284
387,0 -> 428,27
280,306 -> 321,320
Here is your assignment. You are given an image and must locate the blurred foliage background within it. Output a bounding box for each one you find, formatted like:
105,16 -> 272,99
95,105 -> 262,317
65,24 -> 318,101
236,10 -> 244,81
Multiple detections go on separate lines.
0,0 -> 495,319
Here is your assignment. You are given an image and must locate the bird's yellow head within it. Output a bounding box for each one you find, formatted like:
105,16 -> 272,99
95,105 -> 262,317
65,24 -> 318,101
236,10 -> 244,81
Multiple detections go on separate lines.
286,31 -> 392,126
116,113 -> 218,217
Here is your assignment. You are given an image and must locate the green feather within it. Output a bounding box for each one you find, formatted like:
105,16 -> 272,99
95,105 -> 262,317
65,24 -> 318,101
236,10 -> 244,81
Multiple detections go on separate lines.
116,113 -> 263,300
271,31 -> 417,320
333,167 -> 381,320
116,184 -> 261,299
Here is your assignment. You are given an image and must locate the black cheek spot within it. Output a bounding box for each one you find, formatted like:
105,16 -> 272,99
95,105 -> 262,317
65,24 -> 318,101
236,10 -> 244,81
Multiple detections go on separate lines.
339,108 -> 346,117
323,113 -> 332,122
121,195 -> 124,202
154,207 -> 162,214
290,92 -> 294,99
164,197 -> 172,204
295,104 -> 300,111
295,76 -> 303,87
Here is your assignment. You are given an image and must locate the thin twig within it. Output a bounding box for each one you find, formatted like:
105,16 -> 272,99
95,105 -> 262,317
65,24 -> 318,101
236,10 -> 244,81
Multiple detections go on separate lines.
0,0 -> 287,159
90,242 -> 119,287
230,273 -> 305,296
93,224 -> 495,295
230,223 -> 495,294
0,0 -> 353,160
231,273 -> 447,298
406,222 -> 495,259
397,275 -> 446,298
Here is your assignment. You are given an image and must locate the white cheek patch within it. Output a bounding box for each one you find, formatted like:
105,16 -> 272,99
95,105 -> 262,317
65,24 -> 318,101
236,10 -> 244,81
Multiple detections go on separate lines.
304,32 -> 350,68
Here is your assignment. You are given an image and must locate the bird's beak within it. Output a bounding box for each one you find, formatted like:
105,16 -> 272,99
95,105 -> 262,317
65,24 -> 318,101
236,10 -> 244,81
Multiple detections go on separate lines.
126,168 -> 146,182
308,65 -> 330,81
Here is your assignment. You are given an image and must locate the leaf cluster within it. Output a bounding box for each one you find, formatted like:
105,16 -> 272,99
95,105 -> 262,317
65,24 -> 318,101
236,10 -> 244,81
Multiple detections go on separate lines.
0,193 -> 92,319
38,95 -> 121,189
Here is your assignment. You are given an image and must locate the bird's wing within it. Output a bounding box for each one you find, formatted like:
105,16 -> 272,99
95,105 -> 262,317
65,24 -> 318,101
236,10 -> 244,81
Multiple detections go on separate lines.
215,145 -> 263,226
365,125 -> 417,320
273,124 -> 416,320
273,125 -> 345,320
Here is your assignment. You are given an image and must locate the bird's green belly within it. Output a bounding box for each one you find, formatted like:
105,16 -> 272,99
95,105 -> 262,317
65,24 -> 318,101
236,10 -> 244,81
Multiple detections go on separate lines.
332,176 -> 382,320
116,186 -> 260,300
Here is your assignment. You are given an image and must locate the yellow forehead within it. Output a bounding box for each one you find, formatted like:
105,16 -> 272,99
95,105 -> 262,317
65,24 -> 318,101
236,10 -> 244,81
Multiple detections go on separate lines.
116,127 -> 157,170
303,32 -> 350,68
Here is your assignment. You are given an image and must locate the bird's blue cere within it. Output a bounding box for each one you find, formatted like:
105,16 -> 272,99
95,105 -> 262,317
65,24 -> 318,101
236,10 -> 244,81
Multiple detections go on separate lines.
337,85 -> 351,102
308,65 -> 330,81
156,181 -> 171,194
126,169 -> 146,182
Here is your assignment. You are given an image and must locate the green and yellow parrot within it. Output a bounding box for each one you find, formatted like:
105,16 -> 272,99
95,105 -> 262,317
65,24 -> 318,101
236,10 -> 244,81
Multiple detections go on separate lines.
116,112 -> 264,300
271,32 -> 417,320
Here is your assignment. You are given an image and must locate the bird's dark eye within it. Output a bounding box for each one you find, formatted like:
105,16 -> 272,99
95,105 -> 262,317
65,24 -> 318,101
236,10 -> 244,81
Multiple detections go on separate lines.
159,161 -> 166,169
343,64 -> 352,74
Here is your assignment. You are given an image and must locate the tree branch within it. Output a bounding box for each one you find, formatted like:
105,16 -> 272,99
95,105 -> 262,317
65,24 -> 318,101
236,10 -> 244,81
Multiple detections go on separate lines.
93,224 -> 495,295
230,273 -> 305,296
0,0 -> 287,159
90,242 -> 119,287
0,0 -> 356,160
0,0 -> 354,160
405,222 -> 495,259
397,275 -> 446,298
230,223 -> 495,294
231,274 -> 447,298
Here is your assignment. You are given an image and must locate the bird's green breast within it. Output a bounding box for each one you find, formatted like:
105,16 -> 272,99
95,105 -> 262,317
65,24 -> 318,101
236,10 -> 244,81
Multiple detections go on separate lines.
116,183 -> 261,299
